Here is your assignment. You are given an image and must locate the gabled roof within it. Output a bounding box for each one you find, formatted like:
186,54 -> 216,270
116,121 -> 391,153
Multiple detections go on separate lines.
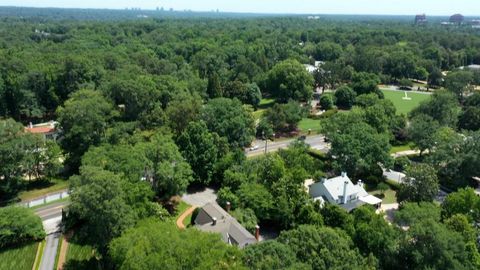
25,126 -> 56,134
194,202 -> 256,248
310,174 -> 367,202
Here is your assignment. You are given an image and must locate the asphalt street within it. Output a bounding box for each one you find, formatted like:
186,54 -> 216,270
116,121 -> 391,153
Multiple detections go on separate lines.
34,200 -> 69,270
246,134 -> 329,157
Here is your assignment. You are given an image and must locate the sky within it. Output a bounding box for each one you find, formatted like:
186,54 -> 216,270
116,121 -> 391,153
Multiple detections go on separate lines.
0,0 -> 479,16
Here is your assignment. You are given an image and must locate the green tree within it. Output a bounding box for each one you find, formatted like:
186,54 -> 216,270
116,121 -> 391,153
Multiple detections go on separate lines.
334,85 -> 356,109
140,134 -> 193,199
109,219 -> 245,270
178,121 -> 227,184
0,119 -> 39,197
57,89 -> 117,172
231,208 -> 258,233
459,106 -> 480,131
445,70 -> 474,102
237,183 -> 274,221
410,90 -> 461,128
442,188 -> 480,223
320,204 -> 355,235
202,98 -> 255,148
266,59 -> 314,102
398,219 -> 476,270
350,72 -> 381,95
408,114 -> 440,154
328,122 -> 392,178
278,225 -> 375,270
319,94 -> 334,110
244,241 -> 303,270
352,206 -> 400,269
0,206 -> 45,248
166,93 -> 202,135
67,166 -> 138,253
397,163 -> 439,203
394,202 -> 441,227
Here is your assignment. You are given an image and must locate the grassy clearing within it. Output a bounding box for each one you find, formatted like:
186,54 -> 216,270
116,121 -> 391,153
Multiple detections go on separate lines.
19,178 -> 69,201
0,242 -> 39,270
30,197 -> 70,210
175,201 -> 192,220
258,98 -> 275,108
298,118 -> 322,134
381,89 -> 431,115
65,242 -> 95,264
369,189 -> 397,204
390,142 -> 415,154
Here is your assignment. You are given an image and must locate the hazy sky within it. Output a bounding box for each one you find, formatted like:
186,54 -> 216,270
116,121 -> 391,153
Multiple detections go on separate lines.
0,0 -> 479,16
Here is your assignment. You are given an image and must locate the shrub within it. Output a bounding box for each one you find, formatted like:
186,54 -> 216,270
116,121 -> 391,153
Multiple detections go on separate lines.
334,86 -> 356,109
0,206 -> 45,248
319,94 -> 334,110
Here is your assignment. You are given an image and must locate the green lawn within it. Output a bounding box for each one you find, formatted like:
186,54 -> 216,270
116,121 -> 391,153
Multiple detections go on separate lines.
19,178 -> 69,201
175,201 -> 192,220
369,189 -> 397,204
298,118 -> 322,134
0,242 -> 39,270
258,98 -> 275,109
390,142 -> 415,154
381,89 -> 431,115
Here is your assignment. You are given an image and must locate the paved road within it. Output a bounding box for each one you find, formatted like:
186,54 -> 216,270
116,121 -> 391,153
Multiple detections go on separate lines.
34,200 -> 69,221
383,169 -> 406,183
34,201 -> 69,270
39,232 -> 61,270
246,135 -> 330,157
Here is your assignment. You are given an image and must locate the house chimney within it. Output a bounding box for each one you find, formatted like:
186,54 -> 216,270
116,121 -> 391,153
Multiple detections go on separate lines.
226,201 -> 231,212
343,181 -> 348,204
255,225 -> 260,241
357,180 -> 363,188
29,122 -> 33,129
341,171 -> 347,178
320,177 -> 327,184
212,217 -> 217,226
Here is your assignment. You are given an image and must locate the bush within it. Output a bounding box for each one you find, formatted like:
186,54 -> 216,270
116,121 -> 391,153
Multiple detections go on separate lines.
394,156 -> 411,171
216,187 -> 240,210
319,108 -> 338,119
334,86 -> 356,109
0,206 -> 45,248
319,94 -> 334,110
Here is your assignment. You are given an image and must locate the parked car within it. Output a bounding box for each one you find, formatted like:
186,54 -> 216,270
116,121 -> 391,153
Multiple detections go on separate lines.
249,145 -> 259,151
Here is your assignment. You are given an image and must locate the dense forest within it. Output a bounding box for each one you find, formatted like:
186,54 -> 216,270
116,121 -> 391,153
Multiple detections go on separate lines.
1,7 -> 480,270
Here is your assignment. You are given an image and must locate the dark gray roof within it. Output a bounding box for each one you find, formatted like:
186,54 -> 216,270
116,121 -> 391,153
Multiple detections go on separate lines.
194,202 -> 257,248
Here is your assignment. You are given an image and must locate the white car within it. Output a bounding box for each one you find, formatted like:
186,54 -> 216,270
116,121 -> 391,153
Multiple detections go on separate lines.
249,145 -> 260,151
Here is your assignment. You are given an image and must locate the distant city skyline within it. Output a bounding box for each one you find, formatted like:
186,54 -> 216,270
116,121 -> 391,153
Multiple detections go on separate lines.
0,0 -> 479,16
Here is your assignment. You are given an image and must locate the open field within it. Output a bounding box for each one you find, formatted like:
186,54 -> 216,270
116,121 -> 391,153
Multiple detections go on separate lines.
381,89 -> 431,115
298,118 -> 322,134
390,142 -> 415,154
0,242 -> 38,270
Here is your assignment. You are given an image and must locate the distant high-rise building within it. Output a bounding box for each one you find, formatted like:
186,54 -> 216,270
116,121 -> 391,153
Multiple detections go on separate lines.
450,14 -> 465,24
415,14 -> 427,25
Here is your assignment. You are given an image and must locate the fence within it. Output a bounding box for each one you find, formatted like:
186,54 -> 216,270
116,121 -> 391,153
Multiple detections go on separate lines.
22,190 -> 69,208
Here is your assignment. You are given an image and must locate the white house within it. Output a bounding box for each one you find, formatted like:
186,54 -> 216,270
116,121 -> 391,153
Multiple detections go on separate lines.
25,121 -> 60,142
306,172 -> 382,212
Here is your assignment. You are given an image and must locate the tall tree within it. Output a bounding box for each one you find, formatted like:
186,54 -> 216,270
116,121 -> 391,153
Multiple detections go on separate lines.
397,163 -> 439,203
266,59 -> 314,102
177,121 -> 227,185
57,89 -> 117,172
201,98 -> 255,148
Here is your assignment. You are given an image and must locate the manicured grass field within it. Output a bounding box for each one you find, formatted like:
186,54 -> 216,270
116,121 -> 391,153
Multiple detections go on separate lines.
298,118 -> 322,134
381,89 -> 431,115
369,189 -> 397,204
0,242 -> 38,270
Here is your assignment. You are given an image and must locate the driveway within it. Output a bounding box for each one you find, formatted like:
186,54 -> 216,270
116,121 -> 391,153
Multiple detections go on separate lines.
39,232 -> 61,270
383,169 -> 406,184
182,188 -> 217,207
